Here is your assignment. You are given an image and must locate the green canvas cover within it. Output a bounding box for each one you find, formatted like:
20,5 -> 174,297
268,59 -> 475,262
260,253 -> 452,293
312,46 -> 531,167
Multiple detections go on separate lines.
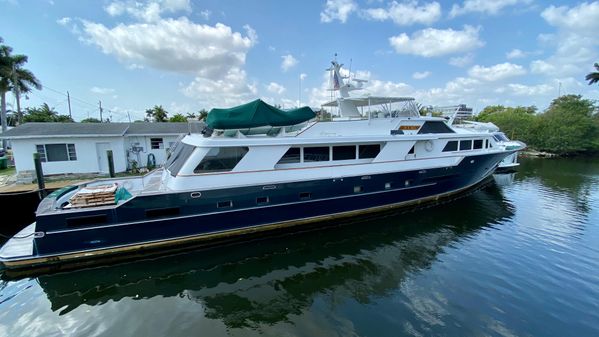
206,99 -> 315,129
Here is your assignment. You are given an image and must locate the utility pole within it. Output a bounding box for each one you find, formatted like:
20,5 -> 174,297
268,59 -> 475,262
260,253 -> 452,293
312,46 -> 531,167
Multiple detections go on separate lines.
67,91 -> 72,119
99,100 -> 103,122
558,82 -> 562,97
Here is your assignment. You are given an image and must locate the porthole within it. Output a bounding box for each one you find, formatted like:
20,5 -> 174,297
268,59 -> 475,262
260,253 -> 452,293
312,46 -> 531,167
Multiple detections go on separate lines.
190,192 -> 202,198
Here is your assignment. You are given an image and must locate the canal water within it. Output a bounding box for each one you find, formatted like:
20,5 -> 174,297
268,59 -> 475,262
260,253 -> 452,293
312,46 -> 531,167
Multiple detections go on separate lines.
0,157 -> 598,337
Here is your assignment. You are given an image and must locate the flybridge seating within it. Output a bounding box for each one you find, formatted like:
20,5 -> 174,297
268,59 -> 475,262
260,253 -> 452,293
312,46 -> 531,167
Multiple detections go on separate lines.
321,96 -> 421,120
215,122 -> 312,138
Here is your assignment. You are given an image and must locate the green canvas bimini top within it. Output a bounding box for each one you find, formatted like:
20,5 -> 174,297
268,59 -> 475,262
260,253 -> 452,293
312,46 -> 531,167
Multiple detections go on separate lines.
206,99 -> 315,129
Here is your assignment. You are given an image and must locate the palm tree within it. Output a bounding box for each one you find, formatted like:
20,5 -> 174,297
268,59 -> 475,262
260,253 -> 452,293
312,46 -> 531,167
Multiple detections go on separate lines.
586,63 -> 599,86
0,38 -> 41,126
0,37 -> 12,150
145,105 -> 168,122
10,54 -> 41,123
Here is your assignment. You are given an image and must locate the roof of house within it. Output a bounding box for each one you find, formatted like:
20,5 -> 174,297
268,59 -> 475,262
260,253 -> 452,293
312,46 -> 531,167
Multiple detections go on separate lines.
0,122 -> 191,139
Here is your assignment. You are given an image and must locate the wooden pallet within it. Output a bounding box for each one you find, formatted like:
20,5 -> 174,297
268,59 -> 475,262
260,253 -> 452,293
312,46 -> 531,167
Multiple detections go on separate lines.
68,183 -> 117,208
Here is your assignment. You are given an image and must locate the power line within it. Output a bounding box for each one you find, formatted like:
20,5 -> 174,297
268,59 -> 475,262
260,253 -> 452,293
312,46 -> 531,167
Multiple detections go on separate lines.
38,84 -> 130,120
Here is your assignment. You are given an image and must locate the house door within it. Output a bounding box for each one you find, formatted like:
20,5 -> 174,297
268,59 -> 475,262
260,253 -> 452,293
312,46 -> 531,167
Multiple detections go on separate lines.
96,142 -> 112,173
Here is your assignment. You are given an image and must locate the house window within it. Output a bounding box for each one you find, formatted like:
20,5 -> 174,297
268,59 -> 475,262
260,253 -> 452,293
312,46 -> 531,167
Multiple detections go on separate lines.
36,145 -> 47,162
358,144 -> 380,159
36,144 -> 77,162
194,147 -> 249,173
278,147 -> 301,164
333,145 -> 356,161
151,137 -> 164,149
443,141 -> 458,152
303,147 -> 329,162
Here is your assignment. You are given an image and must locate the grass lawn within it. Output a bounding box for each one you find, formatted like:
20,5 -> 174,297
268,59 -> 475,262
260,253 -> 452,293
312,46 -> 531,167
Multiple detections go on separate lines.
0,167 -> 15,177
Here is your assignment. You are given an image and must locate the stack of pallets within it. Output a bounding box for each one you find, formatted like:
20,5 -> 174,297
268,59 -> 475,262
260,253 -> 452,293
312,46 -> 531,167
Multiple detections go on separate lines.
68,183 -> 117,208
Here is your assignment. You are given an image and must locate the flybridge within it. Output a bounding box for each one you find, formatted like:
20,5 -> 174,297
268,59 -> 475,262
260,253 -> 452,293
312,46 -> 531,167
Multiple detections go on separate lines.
322,60 -> 420,119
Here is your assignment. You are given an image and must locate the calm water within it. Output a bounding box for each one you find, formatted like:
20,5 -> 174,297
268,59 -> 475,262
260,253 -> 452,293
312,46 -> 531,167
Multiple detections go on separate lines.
1,157 -> 598,337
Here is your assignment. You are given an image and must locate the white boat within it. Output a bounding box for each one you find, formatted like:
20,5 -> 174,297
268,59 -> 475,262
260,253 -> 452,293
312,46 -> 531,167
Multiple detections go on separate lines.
0,60 -> 525,272
451,120 -> 524,172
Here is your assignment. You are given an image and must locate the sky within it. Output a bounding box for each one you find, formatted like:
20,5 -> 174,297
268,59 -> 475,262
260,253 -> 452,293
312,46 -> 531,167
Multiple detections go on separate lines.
1,0 -> 599,122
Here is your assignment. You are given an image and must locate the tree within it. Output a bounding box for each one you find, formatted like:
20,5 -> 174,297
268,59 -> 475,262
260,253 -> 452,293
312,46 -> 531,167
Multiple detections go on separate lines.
145,105 -> 168,122
169,113 -> 187,122
185,112 -> 197,119
81,117 -> 101,123
0,37 -> 11,149
536,95 -> 598,154
23,103 -> 74,123
478,106 -> 539,147
586,62 -> 599,86
197,109 -> 208,121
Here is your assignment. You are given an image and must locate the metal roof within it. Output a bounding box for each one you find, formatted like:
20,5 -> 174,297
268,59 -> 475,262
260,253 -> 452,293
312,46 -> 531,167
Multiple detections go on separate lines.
0,122 -> 191,139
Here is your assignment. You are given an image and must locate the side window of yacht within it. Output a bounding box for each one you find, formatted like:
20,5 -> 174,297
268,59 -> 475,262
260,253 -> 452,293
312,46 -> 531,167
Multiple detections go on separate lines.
358,144 -> 380,159
333,146 -> 356,161
418,121 -> 455,134
278,147 -> 301,164
459,140 -> 473,151
442,141 -> 458,152
304,147 -> 330,162
473,139 -> 483,149
167,143 -> 196,177
194,147 -> 249,173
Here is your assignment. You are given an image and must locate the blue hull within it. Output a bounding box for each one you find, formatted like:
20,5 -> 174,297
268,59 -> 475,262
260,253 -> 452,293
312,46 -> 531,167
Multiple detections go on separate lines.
2,152 -> 508,269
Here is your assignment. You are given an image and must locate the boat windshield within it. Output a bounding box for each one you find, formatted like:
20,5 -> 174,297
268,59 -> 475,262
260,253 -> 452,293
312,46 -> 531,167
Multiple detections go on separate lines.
493,133 -> 509,142
166,142 -> 196,177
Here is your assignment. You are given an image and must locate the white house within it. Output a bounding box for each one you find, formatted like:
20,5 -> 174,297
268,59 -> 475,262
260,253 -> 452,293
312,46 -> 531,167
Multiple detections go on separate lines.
0,122 -> 193,175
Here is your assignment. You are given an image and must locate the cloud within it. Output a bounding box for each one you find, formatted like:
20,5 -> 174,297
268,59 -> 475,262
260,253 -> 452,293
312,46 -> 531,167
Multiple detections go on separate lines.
182,67 -> 257,107
90,86 -> 115,94
69,1 -> 260,109
450,0 -> 531,18
541,2 -> 599,33
531,2 -> 599,78
505,83 -> 553,96
320,0 -> 358,23
105,0 -> 191,22
281,54 -> 298,72
389,25 -> 484,57
449,53 -> 474,67
468,63 -> 526,81
266,82 -> 286,94
412,71 -> 431,79
199,10 -> 211,20
300,73 -> 307,80
80,19 -> 256,79
363,1 -> 441,26
506,49 -> 525,59
56,17 -> 71,25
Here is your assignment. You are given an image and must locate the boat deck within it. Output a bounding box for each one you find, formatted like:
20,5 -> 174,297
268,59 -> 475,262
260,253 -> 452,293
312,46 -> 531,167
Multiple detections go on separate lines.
0,224 -> 35,260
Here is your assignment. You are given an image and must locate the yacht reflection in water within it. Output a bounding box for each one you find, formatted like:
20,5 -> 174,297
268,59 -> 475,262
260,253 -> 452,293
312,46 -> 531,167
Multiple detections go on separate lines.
36,181 -> 514,328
